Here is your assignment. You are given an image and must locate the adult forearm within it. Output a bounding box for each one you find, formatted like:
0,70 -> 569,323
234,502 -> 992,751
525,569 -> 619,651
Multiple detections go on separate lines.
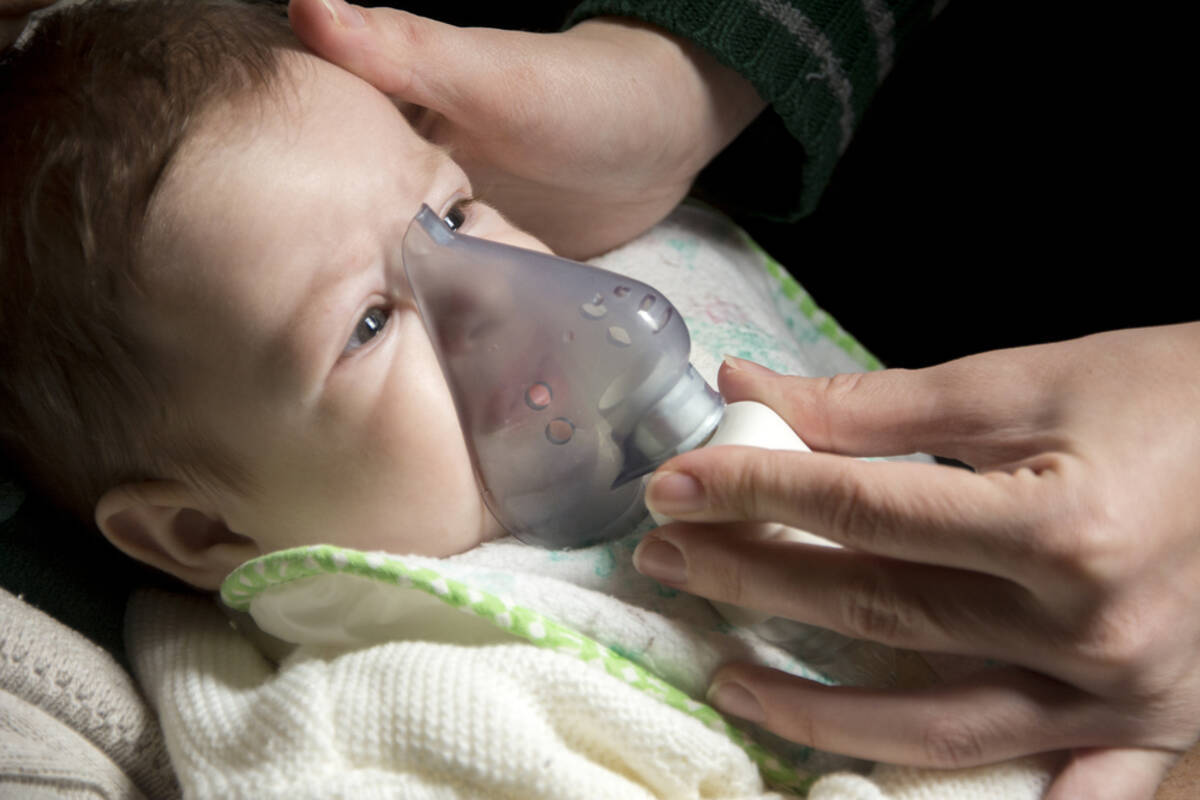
567,0 -> 938,219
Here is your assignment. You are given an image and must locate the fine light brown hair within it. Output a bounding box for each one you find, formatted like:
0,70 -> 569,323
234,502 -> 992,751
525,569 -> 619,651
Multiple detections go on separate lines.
0,0 -> 300,520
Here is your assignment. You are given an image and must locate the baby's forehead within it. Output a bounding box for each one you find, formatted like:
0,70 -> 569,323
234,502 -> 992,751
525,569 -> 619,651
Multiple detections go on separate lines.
134,54 -> 428,383
145,53 -> 442,269
139,52 -> 331,255
149,50 -> 405,213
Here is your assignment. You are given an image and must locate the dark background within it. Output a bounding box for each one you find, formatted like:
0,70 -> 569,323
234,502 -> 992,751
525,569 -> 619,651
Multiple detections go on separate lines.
385,1 -> 1193,367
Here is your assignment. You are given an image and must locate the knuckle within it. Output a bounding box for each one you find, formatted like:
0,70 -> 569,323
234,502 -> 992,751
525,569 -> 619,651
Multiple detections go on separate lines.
813,462 -> 885,549
387,10 -> 432,49
1030,476 -> 1129,590
772,703 -> 823,752
707,552 -> 754,608
1034,515 -> 1093,574
837,566 -> 912,644
687,533 -> 757,607
1041,513 -> 1132,599
732,455 -> 774,521
1073,601 -> 1162,685
809,372 -> 871,448
703,449 -> 787,522
376,12 -> 443,89
920,716 -> 988,768
748,450 -> 806,521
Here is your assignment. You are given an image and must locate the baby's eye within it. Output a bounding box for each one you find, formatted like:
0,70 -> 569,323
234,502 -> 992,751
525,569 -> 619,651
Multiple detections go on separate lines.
442,197 -> 475,231
344,307 -> 390,354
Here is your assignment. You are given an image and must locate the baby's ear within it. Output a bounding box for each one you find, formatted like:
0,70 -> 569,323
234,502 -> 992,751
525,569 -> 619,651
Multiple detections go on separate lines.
95,480 -> 259,590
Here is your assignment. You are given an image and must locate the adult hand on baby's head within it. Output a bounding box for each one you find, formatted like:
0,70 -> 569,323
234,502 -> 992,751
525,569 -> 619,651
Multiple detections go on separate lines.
634,324 -> 1200,799
0,0 -> 57,51
288,0 -> 764,259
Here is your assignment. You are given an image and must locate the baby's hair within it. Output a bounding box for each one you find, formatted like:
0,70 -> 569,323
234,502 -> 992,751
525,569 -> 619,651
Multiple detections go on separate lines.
0,0 -> 300,519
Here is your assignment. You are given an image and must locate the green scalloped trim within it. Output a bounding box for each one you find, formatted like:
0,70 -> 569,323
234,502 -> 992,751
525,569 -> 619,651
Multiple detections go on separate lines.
223,544 -> 814,795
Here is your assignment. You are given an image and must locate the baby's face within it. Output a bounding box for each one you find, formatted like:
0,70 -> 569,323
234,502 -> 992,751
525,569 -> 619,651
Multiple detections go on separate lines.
137,53 -> 548,563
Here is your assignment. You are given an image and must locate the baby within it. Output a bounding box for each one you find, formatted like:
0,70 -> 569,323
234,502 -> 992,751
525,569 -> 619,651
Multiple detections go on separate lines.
0,2 -> 1050,797
3,0 -> 526,591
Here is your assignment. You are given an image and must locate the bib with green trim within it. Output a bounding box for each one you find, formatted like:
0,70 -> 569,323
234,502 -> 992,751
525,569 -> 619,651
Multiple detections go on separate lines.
223,539 -> 873,794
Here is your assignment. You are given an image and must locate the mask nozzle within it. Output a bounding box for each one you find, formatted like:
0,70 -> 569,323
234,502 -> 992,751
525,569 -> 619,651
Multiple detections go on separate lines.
612,363 -> 723,487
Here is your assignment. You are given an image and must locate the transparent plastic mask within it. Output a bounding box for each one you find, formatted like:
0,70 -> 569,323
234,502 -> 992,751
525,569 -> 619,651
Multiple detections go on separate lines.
401,205 -> 723,548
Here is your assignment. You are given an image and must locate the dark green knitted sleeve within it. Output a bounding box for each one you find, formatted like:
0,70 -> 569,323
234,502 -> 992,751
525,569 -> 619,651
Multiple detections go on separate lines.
565,0 -> 935,220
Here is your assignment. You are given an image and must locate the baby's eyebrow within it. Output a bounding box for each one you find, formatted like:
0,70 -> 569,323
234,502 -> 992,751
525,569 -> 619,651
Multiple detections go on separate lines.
272,247 -> 370,389
422,140 -> 466,176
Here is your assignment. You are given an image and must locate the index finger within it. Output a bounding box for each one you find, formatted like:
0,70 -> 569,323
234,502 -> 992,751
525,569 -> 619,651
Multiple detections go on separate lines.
646,445 -> 1062,581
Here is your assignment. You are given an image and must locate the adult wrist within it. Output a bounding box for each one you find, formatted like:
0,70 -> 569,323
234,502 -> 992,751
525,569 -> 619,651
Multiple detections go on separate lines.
564,17 -> 765,179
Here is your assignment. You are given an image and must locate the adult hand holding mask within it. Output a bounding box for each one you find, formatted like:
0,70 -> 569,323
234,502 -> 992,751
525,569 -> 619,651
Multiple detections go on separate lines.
634,324 -> 1200,799
287,0 -> 764,259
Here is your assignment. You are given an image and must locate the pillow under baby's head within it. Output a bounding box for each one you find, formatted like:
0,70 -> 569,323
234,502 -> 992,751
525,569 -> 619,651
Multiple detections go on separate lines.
0,0 -> 298,521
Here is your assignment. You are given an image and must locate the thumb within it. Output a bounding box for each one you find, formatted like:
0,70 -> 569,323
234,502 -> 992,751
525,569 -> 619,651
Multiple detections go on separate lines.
288,0 -> 469,110
716,356 -> 936,457
717,354 -> 1052,464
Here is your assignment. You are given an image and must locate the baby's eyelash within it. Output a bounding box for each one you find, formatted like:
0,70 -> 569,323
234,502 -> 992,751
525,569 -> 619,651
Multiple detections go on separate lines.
442,197 -> 476,231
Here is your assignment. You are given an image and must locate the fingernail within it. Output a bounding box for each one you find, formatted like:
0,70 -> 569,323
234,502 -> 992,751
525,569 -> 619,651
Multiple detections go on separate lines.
633,537 -> 687,585
320,0 -> 366,28
722,355 -> 776,375
708,681 -> 765,724
646,470 -> 706,515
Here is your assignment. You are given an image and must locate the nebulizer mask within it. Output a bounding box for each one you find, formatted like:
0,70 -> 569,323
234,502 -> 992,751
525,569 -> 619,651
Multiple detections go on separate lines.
398,205 -> 915,687
401,205 -> 724,549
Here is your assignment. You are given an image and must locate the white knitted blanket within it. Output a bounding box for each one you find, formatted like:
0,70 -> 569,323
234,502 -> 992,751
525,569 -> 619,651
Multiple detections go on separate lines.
127,537 -> 1055,799
0,588 -> 180,800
